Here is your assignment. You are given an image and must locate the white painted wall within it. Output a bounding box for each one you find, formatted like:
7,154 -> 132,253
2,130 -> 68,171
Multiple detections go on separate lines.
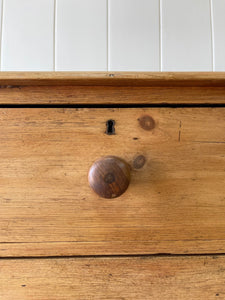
0,0 -> 224,71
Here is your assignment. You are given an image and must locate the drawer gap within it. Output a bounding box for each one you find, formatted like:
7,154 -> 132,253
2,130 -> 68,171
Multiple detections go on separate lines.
0,103 -> 225,109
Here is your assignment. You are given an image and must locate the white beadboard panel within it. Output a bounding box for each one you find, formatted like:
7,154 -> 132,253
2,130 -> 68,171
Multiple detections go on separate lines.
161,0 -> 212,71
1,0 -> 54,71
0,0 -> 2,69
212,0 -> 225,71
56,0 -> 107,71
109,0 -> 160,71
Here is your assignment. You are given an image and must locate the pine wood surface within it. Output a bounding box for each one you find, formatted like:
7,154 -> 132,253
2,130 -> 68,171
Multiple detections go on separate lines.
0,73 -> 224,298
0,72 -> 225,86
0,255 -> 224,300
1,86 -> 225,105
0,72 -> 225,105
0,107 -> 225,256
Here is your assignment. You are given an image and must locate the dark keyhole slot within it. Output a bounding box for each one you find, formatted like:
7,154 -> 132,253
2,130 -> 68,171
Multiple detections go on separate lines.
106,119 -> 115,135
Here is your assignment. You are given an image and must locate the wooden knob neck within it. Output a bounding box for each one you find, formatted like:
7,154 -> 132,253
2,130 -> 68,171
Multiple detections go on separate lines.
88,156 -> 131,199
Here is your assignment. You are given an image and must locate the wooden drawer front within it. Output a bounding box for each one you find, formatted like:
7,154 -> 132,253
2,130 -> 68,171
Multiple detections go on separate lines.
0,108 -> 225,256
0,256 -> 224,300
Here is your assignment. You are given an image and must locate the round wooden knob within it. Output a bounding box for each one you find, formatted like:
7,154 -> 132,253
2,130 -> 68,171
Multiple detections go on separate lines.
88,156 -> 131,199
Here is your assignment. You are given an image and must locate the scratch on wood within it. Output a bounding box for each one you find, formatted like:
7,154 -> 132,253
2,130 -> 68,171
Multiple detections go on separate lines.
194,141 -> 225,144
0,85 -> 22,89
178,121 -> 182,142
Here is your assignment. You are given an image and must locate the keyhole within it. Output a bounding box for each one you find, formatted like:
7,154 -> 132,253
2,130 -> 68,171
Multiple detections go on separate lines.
106,119 -> 115,135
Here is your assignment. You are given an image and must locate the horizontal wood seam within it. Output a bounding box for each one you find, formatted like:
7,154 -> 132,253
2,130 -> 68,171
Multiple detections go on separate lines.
0,103 -> 225,108
0,253 -> 224,260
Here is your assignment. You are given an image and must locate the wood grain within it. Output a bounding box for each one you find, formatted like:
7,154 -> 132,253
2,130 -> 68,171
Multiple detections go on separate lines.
0,108 -> 225,256
0,72 -> 225,86
0,72 -> 225,104
0,255 -> 224,299
1,86 -> 225,104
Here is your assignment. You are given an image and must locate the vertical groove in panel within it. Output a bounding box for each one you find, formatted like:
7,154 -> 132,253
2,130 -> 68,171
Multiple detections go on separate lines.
159,0 -> 162,72
53,0 -> 57,71
0,0 -> 3,71
56,0 -> 107,71
211,0 -> 225,71
109,0 -> 160,71
2,0 -> 55,71
210,0 -> 215,71
162,0 -> 212,71
55,0 -> 58,72
107,0 -> 109,71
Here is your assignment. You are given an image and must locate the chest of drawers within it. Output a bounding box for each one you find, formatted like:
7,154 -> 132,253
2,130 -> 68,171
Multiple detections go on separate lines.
1,72 -> 225,299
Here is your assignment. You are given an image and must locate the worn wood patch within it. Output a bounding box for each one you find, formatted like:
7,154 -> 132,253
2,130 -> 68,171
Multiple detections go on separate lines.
0,108 -> 225,256
0,256 -> 224,299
